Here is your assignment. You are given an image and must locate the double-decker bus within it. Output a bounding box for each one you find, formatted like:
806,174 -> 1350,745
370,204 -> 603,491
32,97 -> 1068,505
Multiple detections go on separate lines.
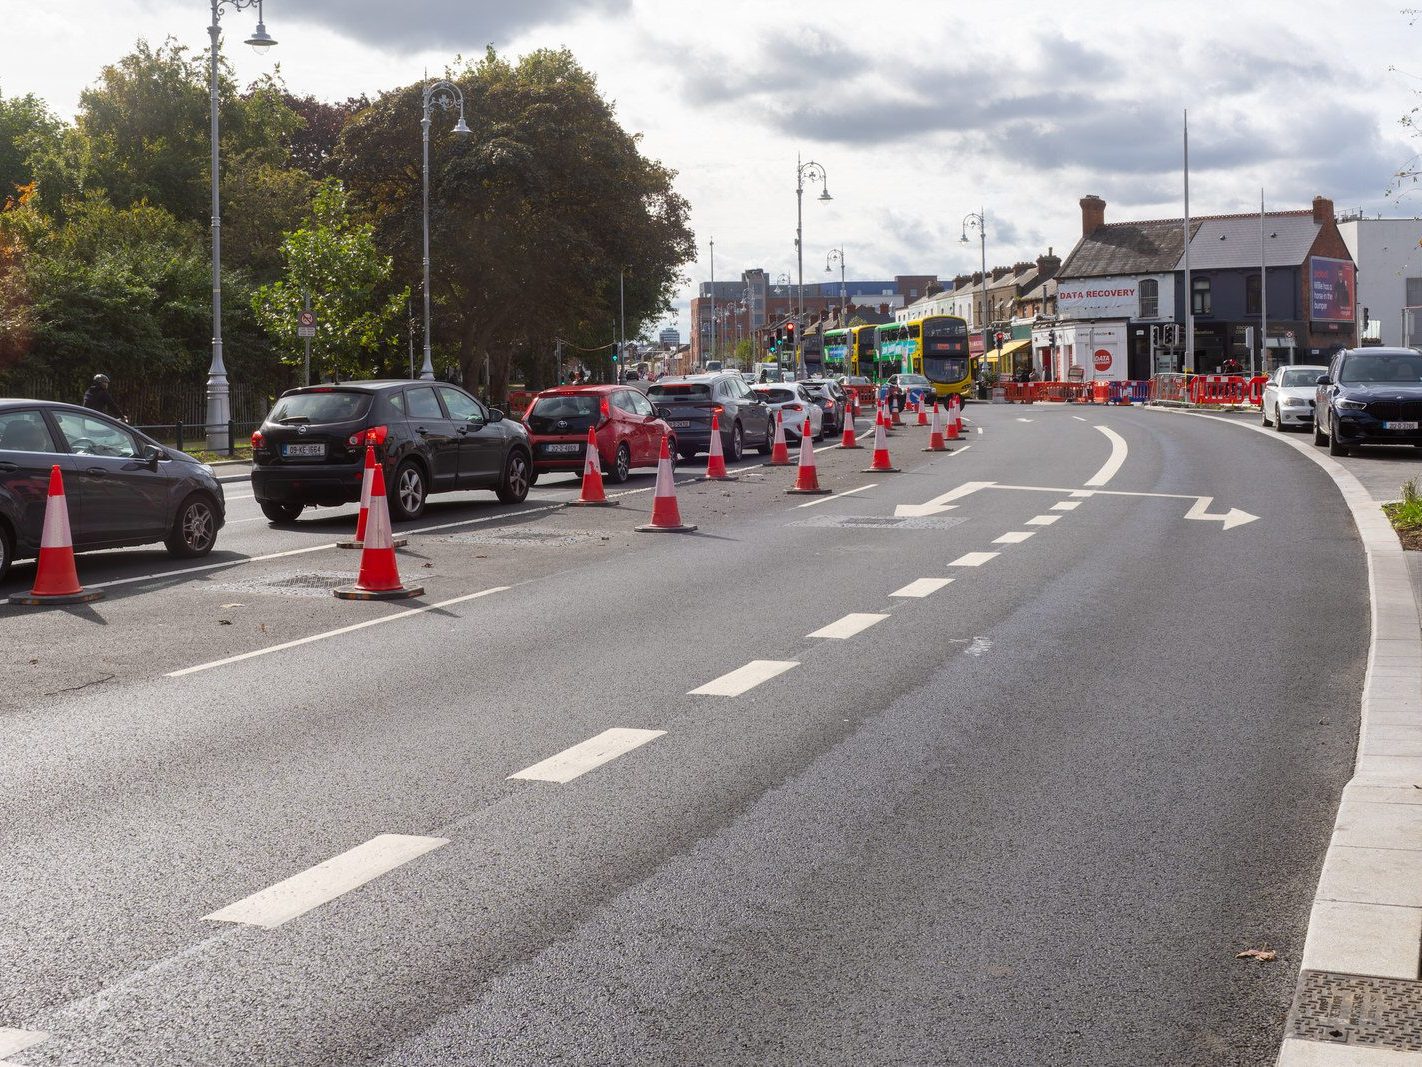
800,331 -> 825,378
823,328 -> 852,377
872,316 -> 973,399
850,324 -> 879,378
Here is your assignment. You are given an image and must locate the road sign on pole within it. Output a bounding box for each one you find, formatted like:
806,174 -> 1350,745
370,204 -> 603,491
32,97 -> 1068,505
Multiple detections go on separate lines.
299,300 -> 315,385
297,309 -> 317,338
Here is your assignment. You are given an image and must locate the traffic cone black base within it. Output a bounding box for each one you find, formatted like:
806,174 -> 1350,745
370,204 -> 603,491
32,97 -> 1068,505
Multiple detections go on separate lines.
566,497 -> 621,508
338,537 -> 409,548
333,583 -> 425,601
861,465 -> 902,473
786,485 -> 832,495
635,521 -> 698,533
9,588 -> 104,606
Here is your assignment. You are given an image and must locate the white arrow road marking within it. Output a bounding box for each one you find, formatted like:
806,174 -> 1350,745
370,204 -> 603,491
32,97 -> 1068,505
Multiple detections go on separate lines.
894,502 -> 958,518
1085,426 -> 1129,486
1184,496 -> 1259,530
0,1030 -> 47,1059
509,728 -> 665,784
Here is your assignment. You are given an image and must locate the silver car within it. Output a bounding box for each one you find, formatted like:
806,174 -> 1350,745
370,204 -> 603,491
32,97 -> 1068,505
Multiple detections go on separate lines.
751,383 -> 824,441
1262,364 -> 1327,431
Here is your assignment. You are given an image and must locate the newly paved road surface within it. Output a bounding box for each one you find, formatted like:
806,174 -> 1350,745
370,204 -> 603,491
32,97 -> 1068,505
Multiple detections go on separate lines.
0,404 -> 1368,1065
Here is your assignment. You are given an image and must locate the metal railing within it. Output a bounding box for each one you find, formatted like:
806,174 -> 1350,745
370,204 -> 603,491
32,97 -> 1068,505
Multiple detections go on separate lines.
132,419 -> 263,457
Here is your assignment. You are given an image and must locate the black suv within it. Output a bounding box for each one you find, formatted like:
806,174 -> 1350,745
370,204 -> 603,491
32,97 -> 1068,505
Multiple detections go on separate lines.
645,373 -> 774,461
0,399 -> 224,582
800,379 -> 850,435
1313,348 -> 1422,456
251,381 -> 532,523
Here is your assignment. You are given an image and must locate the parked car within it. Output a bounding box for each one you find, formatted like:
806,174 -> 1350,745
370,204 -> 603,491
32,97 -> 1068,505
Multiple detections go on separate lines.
0,400 -> 225,582
251,381 -> 531,523
522,385 -> 675,484
751,383 -> 824,442
800,379 -> 849,435
646,373 -> 774,460
1261,364 -> 1327,431
1314,348 -> 1422,456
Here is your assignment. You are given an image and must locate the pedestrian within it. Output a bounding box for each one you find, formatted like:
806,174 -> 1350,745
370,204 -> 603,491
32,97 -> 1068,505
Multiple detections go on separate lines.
82,374 -> 126,421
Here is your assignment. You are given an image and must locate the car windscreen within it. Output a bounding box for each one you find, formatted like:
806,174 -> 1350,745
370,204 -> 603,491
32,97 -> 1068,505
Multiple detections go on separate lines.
1340,355 -> 1422,384
647,384 -> 711,401
1281,368 -> 1324,387
268,390 -> 372,424
754,388 -> 796,403
530,395 -> 601,419
901,375 -> 930,385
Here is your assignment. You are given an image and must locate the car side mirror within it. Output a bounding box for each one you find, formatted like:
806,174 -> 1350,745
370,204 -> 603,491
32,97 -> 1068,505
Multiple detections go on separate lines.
488,408 -> 505,422
1316,375 -> 1332,386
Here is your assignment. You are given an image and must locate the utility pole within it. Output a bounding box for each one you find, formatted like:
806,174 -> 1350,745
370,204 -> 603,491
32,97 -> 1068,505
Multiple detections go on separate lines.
1183,109 -> 1194,374
708,237 -> 716,369
1259,188 -> 1268,376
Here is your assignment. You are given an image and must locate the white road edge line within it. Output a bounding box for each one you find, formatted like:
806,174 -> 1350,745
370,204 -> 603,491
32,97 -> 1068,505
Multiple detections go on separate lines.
203,834 -> 447,929
689,659 -> 798,697
949,551 -> 999,567
807,612 -> 889,640
993,531 -> 1035,544
795,483 -> 876,509
1072,415 -> 1088,422
0,1029 -> 48,1059
508,728 -> 665,784
1084,425 -> 1129,486
891,577 -> 955,598
166,586 -> 508,677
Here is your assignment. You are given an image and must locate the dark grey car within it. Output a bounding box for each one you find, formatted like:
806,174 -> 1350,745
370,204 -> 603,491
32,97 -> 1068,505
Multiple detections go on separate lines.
0,400 -> 226,583
646,373 -> 775,461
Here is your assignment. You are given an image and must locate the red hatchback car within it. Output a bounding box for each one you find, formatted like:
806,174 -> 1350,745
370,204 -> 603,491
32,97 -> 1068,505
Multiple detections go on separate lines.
522,385 -> 677,483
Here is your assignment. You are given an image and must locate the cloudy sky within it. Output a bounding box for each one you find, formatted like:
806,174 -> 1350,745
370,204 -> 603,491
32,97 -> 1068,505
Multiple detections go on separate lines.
5,0 -> 1420,339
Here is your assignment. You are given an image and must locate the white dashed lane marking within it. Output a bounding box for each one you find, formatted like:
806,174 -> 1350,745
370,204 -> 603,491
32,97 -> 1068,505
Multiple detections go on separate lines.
689,660 -> 799,697
1051,501 -> 1082,512
1026,515 -> 1061,526
807,613 -> 889,640
993,531 -> 1035,544
509,728 -> 666,784
891,578 -> 955,598
949,552 -> 999,567
794,484 -> 876,509
203,834 -> 448,929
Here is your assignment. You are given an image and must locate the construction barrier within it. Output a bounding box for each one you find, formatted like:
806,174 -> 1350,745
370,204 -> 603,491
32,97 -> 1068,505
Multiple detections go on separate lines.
1188,375 -> 1249,406
1149,373 -> 1191,405
1244,375 -> 1268,407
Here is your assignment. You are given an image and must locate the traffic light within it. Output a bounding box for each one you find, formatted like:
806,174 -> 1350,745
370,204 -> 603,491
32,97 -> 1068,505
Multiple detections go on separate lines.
786,322 -> 796,345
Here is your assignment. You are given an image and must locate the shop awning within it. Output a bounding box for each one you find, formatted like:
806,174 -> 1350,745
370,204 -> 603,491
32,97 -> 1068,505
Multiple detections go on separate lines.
985,338 -> 1030,362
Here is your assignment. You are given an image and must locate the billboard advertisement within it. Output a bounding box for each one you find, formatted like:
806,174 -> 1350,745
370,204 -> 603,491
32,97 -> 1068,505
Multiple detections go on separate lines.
1310,257 -> 1356,322
1056,274 -> 1173,321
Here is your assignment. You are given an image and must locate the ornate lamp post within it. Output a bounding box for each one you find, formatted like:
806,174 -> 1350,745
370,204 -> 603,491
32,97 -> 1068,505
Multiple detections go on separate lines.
825,247 -> 847,318
206,0 -> 276,452
795,156 -> 831,378
419,79 -> 471,381
960,210 -> 989,376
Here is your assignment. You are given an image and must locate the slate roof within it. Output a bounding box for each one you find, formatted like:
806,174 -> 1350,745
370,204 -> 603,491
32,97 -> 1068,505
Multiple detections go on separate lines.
1058,219 -> 1196,279
1181,211 -> 1319,269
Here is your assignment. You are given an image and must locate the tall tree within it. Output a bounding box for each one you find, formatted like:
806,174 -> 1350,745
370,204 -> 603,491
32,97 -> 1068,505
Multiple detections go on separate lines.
0,90 -> 63,201
282,93 -> 370,179
335,47 -> 694,400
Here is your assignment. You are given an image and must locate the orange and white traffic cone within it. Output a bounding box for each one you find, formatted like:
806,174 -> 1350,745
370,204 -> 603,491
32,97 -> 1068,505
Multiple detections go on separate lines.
636,435 -> 697,533
10,466 -> 103,605
566,428 -> 620,507
878,401 -> 893,435
334,462 -> 424,600
862,409 -> 901,473
916,397 -> 929,426
787,417 -> 832,494
891,398 -> 905,427
946,396 -> 962,441
764,409 -> 792,466
704,412 -> 737,481
839,401 -> 860,448
923,401 -> 950,452
339,445 -> 408,547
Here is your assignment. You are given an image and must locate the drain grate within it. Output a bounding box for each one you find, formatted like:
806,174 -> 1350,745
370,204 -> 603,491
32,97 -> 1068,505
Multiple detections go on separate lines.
211,570 -> 352,598
788,514 -> 965,531
443,529 -> 601,547
1287,970 -> 1422,1050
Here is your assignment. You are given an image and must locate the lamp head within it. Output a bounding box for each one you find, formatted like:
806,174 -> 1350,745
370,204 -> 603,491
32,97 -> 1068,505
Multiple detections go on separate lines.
959,232 -> 969,245
452,116 -> 471,135
245,20 -> 277,51
818,187 -> 833,202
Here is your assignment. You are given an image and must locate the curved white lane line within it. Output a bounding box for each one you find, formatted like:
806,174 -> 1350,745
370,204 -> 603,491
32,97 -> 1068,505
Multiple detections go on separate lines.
1085,425 -> 1129,487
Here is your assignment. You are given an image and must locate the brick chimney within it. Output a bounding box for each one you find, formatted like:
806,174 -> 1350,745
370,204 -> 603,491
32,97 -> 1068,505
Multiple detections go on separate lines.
878,303 -> 889,315
992,266 -> 1011,281
1080,195 -> 1106,237
1036,248 -> 1061,279
1312,195 -> 1334,224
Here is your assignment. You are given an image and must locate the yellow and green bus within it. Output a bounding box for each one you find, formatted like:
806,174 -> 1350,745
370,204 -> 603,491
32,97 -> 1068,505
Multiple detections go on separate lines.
849,324 -> 879,378
823,328 -> 852,377
872,315 -> 972,399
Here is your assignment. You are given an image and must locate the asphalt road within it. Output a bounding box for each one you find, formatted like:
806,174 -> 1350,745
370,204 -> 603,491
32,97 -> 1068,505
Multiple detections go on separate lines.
0,404 -> 1367,1065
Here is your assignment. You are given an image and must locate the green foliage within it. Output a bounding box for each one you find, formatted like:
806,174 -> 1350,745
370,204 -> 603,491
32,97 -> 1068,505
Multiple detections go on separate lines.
251,180 -> 409,381
0,89 -> 63,201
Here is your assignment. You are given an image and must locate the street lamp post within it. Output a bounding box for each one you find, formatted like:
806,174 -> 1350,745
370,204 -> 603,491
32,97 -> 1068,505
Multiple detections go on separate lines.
206,0 -> 276,452
420,78 -> 471,383
825,247 -> 846,319
795,155 -> 831,379
960,210 -> 989,378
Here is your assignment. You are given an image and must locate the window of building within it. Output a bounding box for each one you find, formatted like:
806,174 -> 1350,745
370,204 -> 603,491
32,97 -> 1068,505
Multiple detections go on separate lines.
1245,274 -> 1262,316
1191,277 -> 1212,316
1139,278 -> 1159,318
1406,277 -> 1422,309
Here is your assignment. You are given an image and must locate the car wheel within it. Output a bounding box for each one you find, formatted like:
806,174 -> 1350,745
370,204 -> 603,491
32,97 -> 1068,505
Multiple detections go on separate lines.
0,520 -> 12,584
759,420 -> 775,454
165,493 -> 219,558
1328,417 -> 1350,457
496,450 -> 531,503
679,449 -> 697,462
527,468 -> 540,487
260,501 -> 304,525
1275,406 -> 1288,432
1261,402 -> 1271,427
1313,418 -> 1327,446
607,442 -> 631,484
666,436 -> 678,463
727,422 -> 744,461
389,460 -> 427,520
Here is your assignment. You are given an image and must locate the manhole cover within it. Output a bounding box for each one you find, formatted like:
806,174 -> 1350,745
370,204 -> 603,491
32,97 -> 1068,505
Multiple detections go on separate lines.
211,570 -> 353,598
788,514 -> 966,531
443,530 -> 600,547
1287,970 -> 1422,1050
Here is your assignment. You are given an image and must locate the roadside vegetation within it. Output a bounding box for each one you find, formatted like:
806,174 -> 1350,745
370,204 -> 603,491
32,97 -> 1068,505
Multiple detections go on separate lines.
1384,478 -> 1422,550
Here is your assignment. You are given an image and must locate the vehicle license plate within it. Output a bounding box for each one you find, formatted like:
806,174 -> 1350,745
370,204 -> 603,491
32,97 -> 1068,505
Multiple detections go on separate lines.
1384,421 -> 1419,431
544,443 -> 581,454
668,420 -> 691,428
282,443 -> 325,457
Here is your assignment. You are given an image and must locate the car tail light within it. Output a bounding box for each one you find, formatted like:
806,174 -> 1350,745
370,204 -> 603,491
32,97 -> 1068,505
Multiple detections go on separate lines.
348,425 -> 389,447
251,430 -> 264,449
826,400 -> 836,409
712,403 -> 725,415
786,403 -> 803,412
598,397 -> 612,427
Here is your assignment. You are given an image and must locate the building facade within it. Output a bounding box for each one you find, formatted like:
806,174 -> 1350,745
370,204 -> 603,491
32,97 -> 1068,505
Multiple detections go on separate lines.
1337,217 -> 1422,347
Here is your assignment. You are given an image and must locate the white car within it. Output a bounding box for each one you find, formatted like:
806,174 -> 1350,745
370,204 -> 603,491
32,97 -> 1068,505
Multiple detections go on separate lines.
751,383 -> 824,441
1262,364 -> 1328,431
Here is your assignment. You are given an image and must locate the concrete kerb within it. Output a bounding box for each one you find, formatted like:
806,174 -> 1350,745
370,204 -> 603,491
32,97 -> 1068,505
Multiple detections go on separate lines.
1144,406 -> 1422,1065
